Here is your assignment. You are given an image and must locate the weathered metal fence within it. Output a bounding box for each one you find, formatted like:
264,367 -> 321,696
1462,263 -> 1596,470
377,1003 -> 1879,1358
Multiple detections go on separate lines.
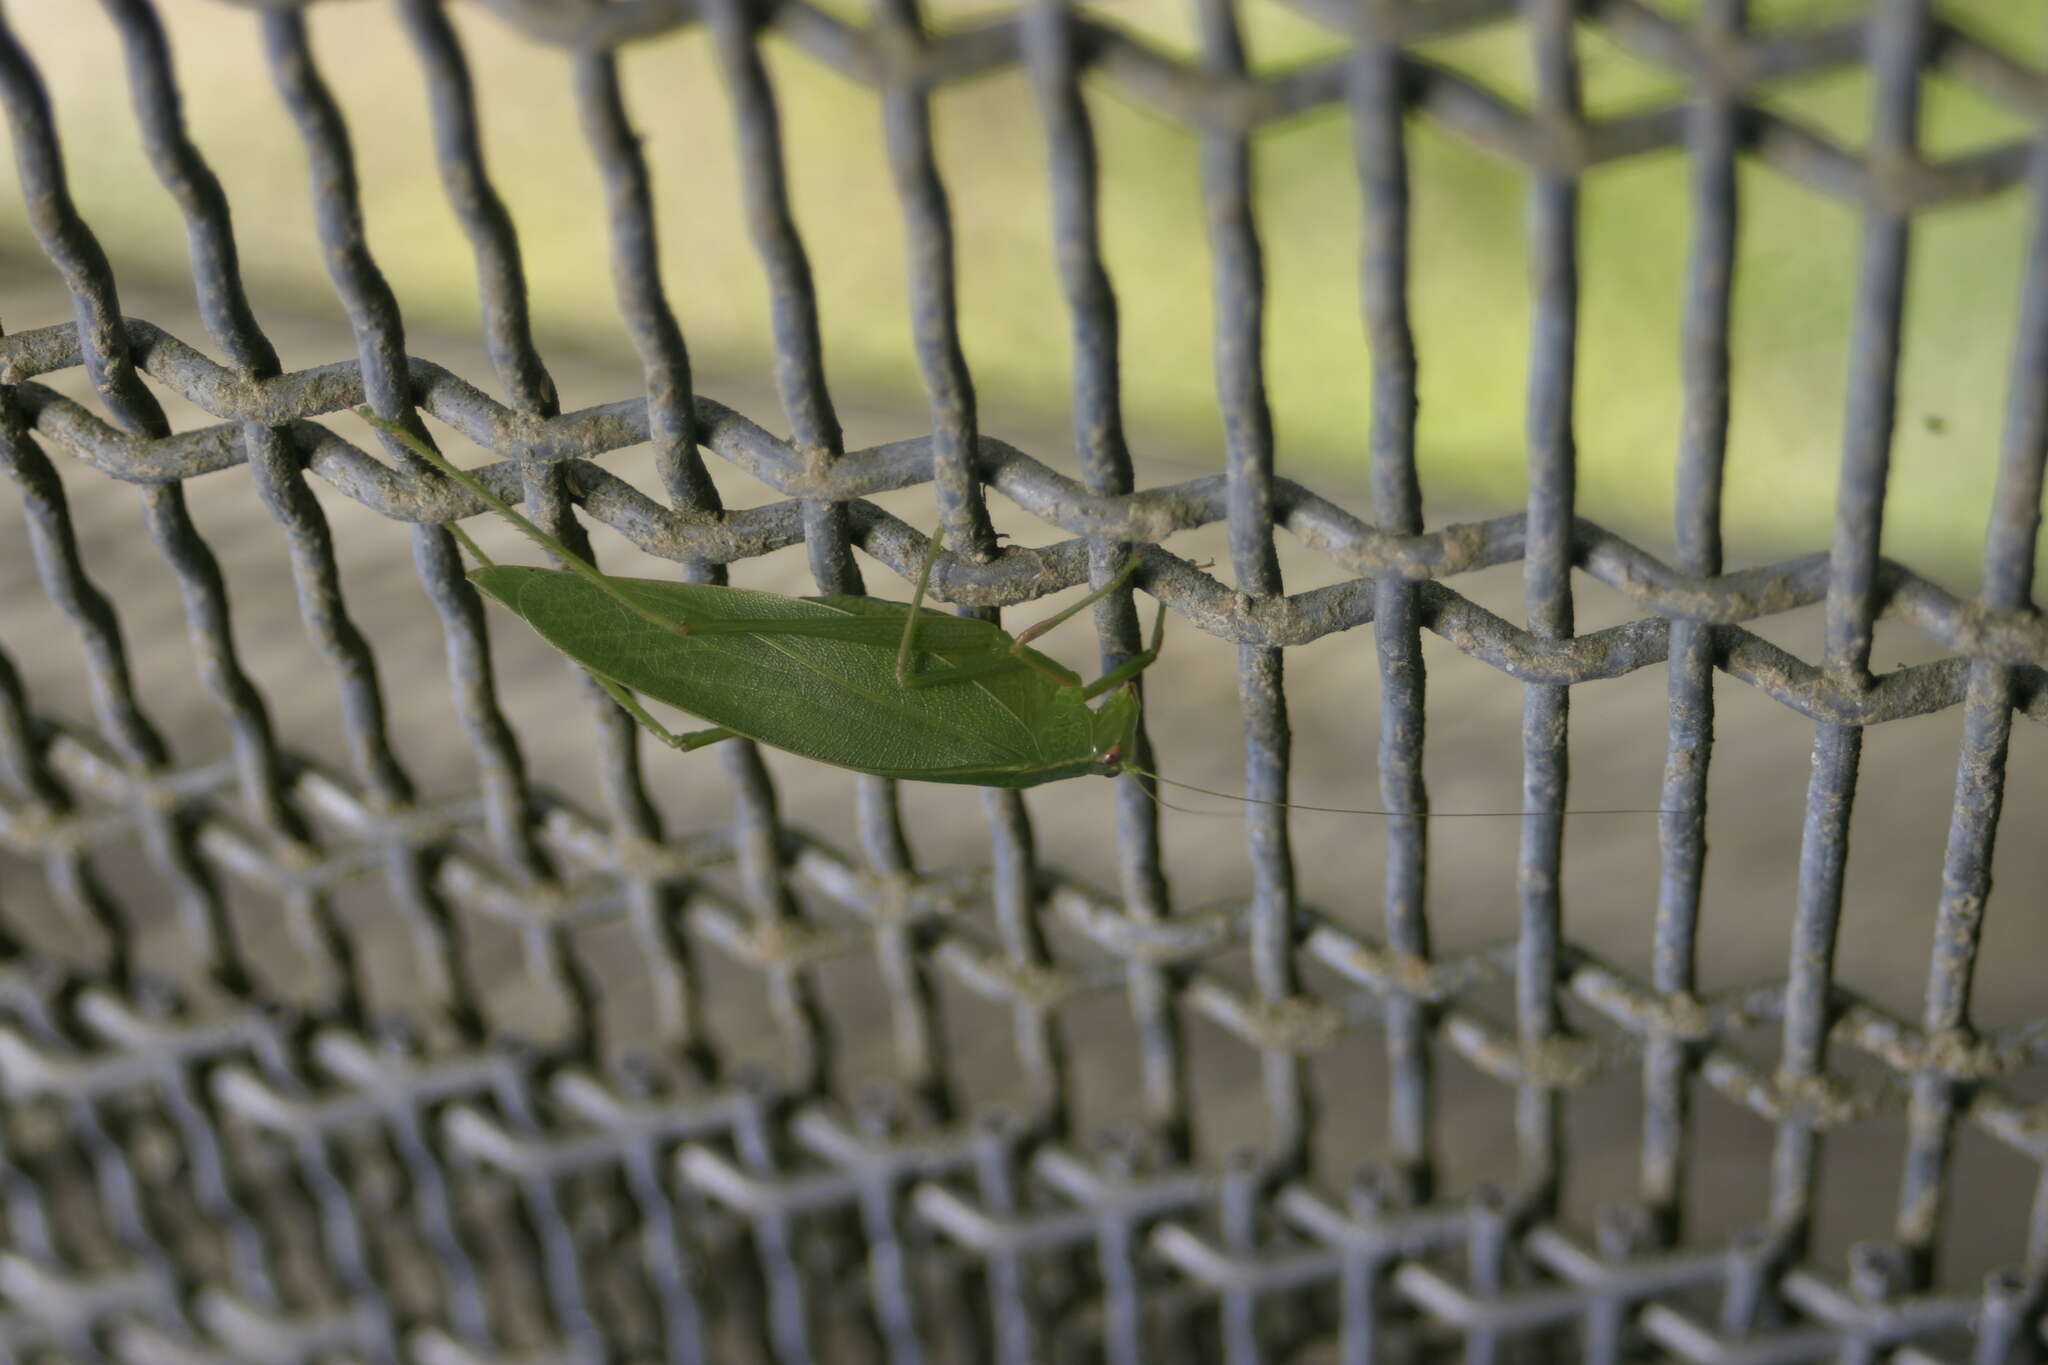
0,0 -> 2044,1359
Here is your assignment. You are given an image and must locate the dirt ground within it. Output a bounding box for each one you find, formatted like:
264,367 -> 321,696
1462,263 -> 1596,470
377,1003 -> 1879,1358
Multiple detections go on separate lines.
2,258 -> 2044,1296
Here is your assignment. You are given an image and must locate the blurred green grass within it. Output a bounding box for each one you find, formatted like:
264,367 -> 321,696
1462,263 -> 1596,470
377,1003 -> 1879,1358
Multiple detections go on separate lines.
2,0 -> 2039,593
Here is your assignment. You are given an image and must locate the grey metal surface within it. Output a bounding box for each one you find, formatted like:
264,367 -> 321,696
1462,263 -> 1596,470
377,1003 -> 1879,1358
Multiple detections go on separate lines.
0,0 -> 2043,1361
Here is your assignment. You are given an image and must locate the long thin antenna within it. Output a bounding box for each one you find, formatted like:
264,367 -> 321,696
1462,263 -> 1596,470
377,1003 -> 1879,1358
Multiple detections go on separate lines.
1119,764 -> 1679,819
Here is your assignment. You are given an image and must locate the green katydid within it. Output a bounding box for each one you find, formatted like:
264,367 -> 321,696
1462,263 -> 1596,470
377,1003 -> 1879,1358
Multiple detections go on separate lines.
365,411 -> 1677,818
363,411 -> 1158,788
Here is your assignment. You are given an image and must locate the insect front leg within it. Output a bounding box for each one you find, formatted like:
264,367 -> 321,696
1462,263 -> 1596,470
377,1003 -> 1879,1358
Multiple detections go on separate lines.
996,550 -> 1150,690
1081,595 -> 1168,700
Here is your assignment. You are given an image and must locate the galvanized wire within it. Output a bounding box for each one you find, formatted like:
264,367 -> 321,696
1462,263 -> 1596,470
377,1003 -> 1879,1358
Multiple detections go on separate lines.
0,0 -> 2043,1360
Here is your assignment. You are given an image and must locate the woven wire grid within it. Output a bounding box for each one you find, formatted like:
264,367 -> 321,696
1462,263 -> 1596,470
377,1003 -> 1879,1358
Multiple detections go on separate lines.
0,0 -> 2042,1360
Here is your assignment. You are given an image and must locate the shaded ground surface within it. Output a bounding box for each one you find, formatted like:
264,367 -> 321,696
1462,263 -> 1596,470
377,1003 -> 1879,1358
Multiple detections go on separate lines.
2,261 -> 2044,1304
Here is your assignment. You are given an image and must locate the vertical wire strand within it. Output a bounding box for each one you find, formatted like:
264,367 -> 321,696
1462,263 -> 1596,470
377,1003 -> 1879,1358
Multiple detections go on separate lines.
0,977 -> 55,1264
559,43 -> 734,1094
1021,3 -> 1195,1353
1192,0 -> 1309,1169
0,397 -> 141,985
871,0 -> 999,1132
245,412 -> 477,1034
397,0 -> 559,419
1022,0 -> 1182,1155
69,1090 -> 202,1339
1517,0 -> 1580,1205
872,0 -> 997,561
1351,0 -> 1434,1214
700,0 -> 854,589
293,1124 -> 405,1362
0,642 -> 80,961
1772,0 -> 1925,1243
1644,0 -> 1743,1247
704,0 -> 893,1108
1894,87 -> 2048,1286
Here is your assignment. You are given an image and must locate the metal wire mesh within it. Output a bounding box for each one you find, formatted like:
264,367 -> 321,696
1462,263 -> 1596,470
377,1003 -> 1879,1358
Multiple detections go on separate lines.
0,0 -> 2044,1359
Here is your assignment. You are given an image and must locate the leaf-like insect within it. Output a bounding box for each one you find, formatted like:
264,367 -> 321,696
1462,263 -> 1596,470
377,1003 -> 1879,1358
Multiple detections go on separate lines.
362,412 -> 1161,788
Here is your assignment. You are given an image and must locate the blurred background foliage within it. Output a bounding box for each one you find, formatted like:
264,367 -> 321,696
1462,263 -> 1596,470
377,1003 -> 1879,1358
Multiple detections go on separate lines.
1,0 -> 2039,593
